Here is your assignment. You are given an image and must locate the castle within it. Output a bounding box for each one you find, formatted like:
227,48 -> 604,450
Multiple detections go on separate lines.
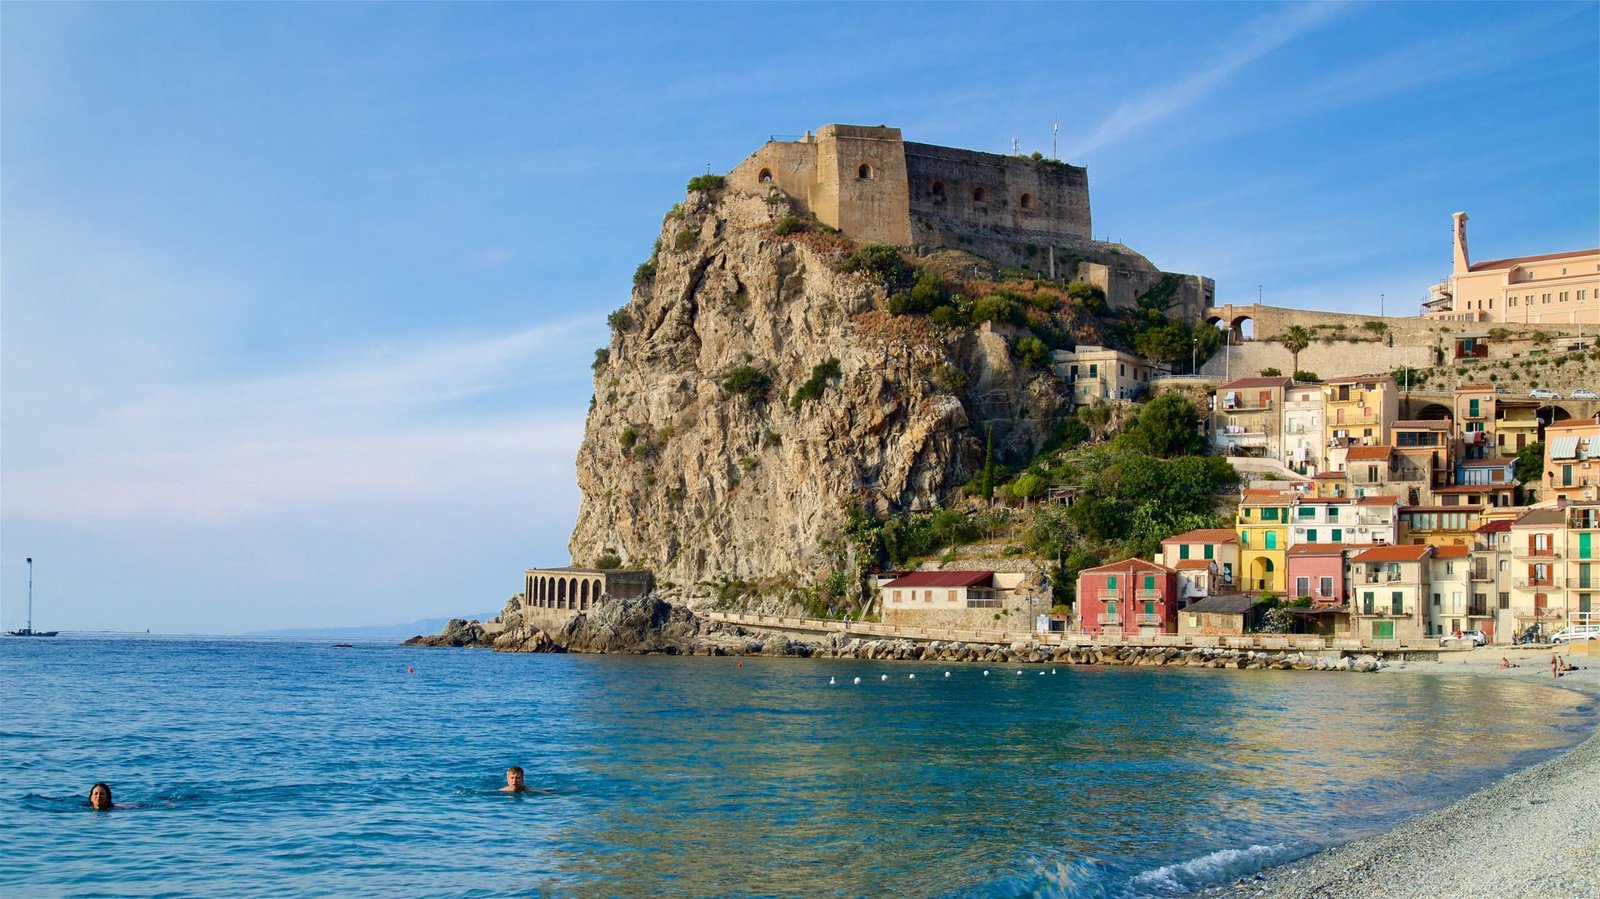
726,124 -> 1214,320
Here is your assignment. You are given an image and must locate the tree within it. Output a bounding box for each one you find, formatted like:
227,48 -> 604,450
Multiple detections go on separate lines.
1282,325 -> 1311,378
1514,440 -> 1545,503
1121,393 -> 1206,458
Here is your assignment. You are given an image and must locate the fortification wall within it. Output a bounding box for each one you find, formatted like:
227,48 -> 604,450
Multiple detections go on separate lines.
1206,303 -> 1589,344
818,125 -> 911,246
1199,341 -> 1432,382
904,143 -> 1090,247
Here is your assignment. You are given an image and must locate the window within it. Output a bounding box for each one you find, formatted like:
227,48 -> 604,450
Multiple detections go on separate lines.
1306,529 -> 1318,543
858,163 -> 873,180
1120,364 -> 1126,377
1498,592 -> 1510,609
1363,591 -> 1375,614
1372,620 -> 1394,640
1392,591 -> 1404,615
1328,506 -> 1339,521
924,590 -> 932,603
1433,592 -> 1441,607
973,186 -> 986,202
1089,363 -> 1098,377
1107,575 -> 1117,589
1331,528 -> 1342,542
1204,544 -> 1214,560
947,590 -> 956,603
1265,532 -> 1278,550
1296,577 -> 1310,597
930,180 -> 945,197
1320,576 -> 1334,596
1019,193 -> 1033,209
1299,506 -> 1316,519
758,168 -> 773,183
1179,544 -> 1190,560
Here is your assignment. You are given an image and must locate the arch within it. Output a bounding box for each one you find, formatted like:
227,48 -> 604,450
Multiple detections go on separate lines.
758,168 -> 773,184
857,162 -> 873,180
536,578 -> 545,607
1250,557 -> 1275,592
567,578 -> 578,608
556,579 -> 566,609
1019,192 -> 1033,209
1416,403 -> 1453,421
972,186 -> 987,203
1231,316 -> 1255,342
580,580 -> 590,609
930,180 -> 945,198
1548,405 -> 1573,423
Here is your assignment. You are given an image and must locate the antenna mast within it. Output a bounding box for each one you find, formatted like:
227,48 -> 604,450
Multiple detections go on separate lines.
1052,117 -> 1059,159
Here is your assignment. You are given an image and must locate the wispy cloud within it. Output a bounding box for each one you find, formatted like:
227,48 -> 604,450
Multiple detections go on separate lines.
1076,2 -> 1347,157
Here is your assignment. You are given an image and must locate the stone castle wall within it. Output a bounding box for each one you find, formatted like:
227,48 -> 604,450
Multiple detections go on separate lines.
903,142 -> 1090,248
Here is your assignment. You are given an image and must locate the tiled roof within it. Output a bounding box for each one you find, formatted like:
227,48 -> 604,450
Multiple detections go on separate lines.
1327,374 -> 1391,386
1346,446 -> 1394,461
1353,544 -> 1432,562
1081,557 -> 1174,576
1175,560 -> 1214,570
884,570 -> 993,588
1433,544 -> 1470,559
1433,485 -> 1498,494
1393,419 -> 1452,430
1162,528 -> 1240,544
1218,376 -> 1292,390
1455,383 -> 1497,392
1459,458 -> 1514,468
1545,417 -> 1600,431
1468,248 -> 1600,272
1314,471 -> 1346,480
1287,543 -> 1351,555
1476,520 -> 1513,534
1356,496 -> 1401,506
1513,508 -> 1565,527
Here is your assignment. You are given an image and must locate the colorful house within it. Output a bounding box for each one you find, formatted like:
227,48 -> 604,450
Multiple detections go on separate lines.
881,570 -> 1031,631
1542,417 -> 1600,504
1177,594 -> 1264,639
1565,503 -> 1600,626
1453,383 -> 1498,459
1343,445 -> 1398,499
1350,544 -> 1434,647
1286,543 -> 1349,608
1237,490 -> 1295,593
1399,505 -> 1483,547
1212,376 -> 1291,461
1323,374 -> 1398,449
1158,528 -> 1240,599
1454,457 -> 1519,508
1508,507 -> 1568,640
1075,558 -> 1179,638
1426,545 -> 1474,638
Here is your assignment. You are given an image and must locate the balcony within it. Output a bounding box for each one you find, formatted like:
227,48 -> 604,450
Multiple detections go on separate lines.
1096,613 -> 1123,626
1358,607 -> 1413,618
1512,547 -> 1561,561
1569,514 -> 1600,530
1134,613 -> 1164,627
1565,578 -> 1597,591
1467,602 -> 1491,617
1470,567 -> 1494,582
1512,578 -> 1561,590
1222,398 -> 1274,412
1135,589 -> 1163,601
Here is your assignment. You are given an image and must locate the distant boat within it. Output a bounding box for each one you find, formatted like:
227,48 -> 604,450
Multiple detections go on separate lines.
6,558 -> 58,638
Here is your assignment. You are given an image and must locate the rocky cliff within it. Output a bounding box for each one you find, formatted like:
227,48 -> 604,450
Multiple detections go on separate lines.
569,186 -> 1072,594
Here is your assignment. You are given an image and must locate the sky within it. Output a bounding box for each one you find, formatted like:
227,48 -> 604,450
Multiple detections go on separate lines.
3,2 -> 1597,634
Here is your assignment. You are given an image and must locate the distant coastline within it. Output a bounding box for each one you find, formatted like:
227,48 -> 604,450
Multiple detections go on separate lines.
249,614 -> 497,642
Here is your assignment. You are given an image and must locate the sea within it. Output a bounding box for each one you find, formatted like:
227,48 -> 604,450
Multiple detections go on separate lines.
0,636 -> 1592,898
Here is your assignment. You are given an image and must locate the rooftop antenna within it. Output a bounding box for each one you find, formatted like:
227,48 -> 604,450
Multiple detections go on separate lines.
1052,117 -> 1059,160
1012,137 -> 1021,155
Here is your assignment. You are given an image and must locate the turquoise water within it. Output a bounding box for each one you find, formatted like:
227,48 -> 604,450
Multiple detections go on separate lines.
0,638 -> 1591,897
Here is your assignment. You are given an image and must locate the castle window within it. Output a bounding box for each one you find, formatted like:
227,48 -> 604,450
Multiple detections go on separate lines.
857,163 -> 873,180
973,186 -> 986,202
1019,193 -> 1033,209
758,168 -> 773,184
930,180 -> 945,197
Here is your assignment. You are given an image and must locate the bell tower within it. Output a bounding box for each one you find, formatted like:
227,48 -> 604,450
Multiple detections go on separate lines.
1452,211 -> 1470,275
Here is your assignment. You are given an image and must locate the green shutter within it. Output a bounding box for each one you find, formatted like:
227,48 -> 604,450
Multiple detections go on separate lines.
1107,575 -> 1117,589
1265,532 -> 1277,550
1180,544 -> 1190,560
1581,532 -> 1592,560
1306,529 -> 1318,543
1204,544 -> 1214,560
1331,528 -> 1342,542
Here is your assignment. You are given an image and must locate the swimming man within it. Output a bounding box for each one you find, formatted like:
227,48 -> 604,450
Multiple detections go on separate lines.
500,766 -> 530,793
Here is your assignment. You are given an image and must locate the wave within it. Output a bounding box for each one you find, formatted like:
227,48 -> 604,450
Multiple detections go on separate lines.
1127,843 -> 1300,895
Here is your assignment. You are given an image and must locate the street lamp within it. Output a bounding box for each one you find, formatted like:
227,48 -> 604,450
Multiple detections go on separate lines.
1191,337 -> 1198,374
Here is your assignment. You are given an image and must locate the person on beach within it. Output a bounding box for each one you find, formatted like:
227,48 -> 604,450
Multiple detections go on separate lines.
500,766 -> 529,793
88,782 -> 113,810
1497,657 -> 1516,669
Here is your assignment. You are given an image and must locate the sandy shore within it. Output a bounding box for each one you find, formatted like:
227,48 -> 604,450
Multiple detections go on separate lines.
1217,644 -> 1600,899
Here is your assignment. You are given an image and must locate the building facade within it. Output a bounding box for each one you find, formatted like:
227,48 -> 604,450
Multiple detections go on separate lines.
1424,212 -> 1600,324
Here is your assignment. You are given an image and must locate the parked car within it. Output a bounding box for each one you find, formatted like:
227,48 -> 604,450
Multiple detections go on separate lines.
1529,388 -> 1564,400
1442,629 -> 1488,647
1550,624 -> 1600,644
1572,388 -> 1598,400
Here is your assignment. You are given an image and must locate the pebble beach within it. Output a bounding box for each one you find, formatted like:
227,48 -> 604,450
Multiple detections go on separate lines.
1218,645 -> 1600,899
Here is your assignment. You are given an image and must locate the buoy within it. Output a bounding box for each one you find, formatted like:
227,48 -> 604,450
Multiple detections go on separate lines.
737,661 -> 743,668
880,674 -> 888,681
407,666 -> 414,674
829,676 -> 836,685
944,671 -> 950,677
983,670 -> 989,676
1052,668 -> 1057,674
853,676 -> 861,685
908,673 -> 915,679
1039,671 -> 1045,676
1016,670 -> 1022,675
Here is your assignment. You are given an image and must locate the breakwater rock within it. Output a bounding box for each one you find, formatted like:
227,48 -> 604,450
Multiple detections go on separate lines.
403,618 -> 499,648
803,636 -> 1386,672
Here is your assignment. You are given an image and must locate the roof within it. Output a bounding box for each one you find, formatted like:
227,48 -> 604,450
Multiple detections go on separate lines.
1314,471 -> 1346,480
1287,543 -> 1350,555
1346,445 -> 1394,461
1298,497 -> 1353,505
1171,527 -> 1241,543
1393,419 -> 1452,430
1513,508 -> 1565,527
1353,544 -> 1433,563
1459,457 -> 1515,468
1081,557 -> 1174,576
1468,248 -> 1600,272
1455,383 -> 1497,392
1218,376 -> 1292,390
1545,417 -> 1600,431
1476,520 -> 1513,534
883,570 -> 993,588
1356,495 -> 1400,506
1327,374 -> 1392,386
1175,560 -> 1215,570
1241,491 -> 1299,505
1433,485 -> 1500,494
1432,545 -> 1470,559
1184,594 -> 1261,614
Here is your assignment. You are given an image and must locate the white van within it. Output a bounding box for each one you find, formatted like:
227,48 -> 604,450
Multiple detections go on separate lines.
1550,624 -> 1600,644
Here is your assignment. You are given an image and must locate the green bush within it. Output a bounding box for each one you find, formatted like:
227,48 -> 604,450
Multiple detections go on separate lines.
592,348 -> 609,372
1259,367 -> 1282,377
930,363 -> 968,393
838,243 -> 908,286
930,305 -> 966,329
1013,335 -> 1050,371
607,308 -> 633,331
672,228 -> 697,253
972,294 -> 1025,326
1292,370 -> 1319,382
774,215 -> 805,236
593,551 -> 622,570
619,426 -> 639,453
789,358 -> 842,411
722,365 -> 771,403
686,174 -> 725,192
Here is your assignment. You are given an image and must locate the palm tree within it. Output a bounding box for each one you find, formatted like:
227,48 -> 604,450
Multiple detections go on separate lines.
1282,325 -> 1311,379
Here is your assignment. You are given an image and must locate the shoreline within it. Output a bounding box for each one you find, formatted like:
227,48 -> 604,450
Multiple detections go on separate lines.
1209,647 -> 1600,899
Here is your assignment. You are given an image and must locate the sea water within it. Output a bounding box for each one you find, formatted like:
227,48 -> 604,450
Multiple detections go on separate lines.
0,637 -> 1591,898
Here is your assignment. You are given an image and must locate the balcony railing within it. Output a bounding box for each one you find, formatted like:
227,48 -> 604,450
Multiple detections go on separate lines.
1358,607 -> 1414,618
1568,514 -> 1600,530
1512,578 -> 1561,590
1222,399 -> 1274,412
1470,567 -> 1494,582
1513,547 -> 1561,560
1467,603 -> 1492,617
1096,613 -> 1122,626
1565,578 -> 1597,591
1134,613 -> 1164,627
1135,589 -> 1162,601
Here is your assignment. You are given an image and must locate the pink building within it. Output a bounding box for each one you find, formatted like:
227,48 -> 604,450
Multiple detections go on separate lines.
1076,558 -> 1179,637
1285,544 -> 1348,608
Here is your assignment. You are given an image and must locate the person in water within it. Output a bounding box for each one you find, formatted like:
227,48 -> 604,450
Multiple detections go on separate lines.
500,766 -> 529,793
88,782 -> 113,810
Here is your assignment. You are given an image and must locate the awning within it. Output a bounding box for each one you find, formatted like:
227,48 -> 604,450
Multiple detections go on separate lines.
1550,435 -> 1580,460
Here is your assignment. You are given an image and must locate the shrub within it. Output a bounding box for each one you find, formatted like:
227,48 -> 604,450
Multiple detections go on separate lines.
972,294 -> 1025,326
593,551 -> 622,570
607,308 -> 633,331
1065,279 -> 1106,314
1292,370 -> 1320,383
672,228 -> 697,253
633,258 -> 657,288
722,365 -> 771,403
686,174 -> 725,192
773,215 -> 805,236
930,363 -> 969,394
789,358 -> 842,411
838,242 -> 908,286
1013,335 -> 1050,371
619,426 -> 639,453
1362,320 -> 1389,338
1259,367 -> 1282,377
592,348 -> 609,372
929,305 -> 965,329
1488,327 -> 1511,340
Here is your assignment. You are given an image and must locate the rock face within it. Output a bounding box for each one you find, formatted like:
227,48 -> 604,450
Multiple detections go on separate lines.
570,186 -> 1069,589
403,618 -> 497,648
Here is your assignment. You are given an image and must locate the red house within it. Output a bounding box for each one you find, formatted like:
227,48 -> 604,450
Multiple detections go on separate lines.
1076,558 -> 1179,637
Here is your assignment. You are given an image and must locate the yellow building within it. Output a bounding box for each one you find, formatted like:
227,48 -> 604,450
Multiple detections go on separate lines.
1496,401 -> 1541,455
1237,489 -> 1295,593
1424,212 -> 1600,324
1323,374 -> 1398,453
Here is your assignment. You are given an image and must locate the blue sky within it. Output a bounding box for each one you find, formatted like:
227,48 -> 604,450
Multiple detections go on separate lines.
3,2 -> 1597,634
